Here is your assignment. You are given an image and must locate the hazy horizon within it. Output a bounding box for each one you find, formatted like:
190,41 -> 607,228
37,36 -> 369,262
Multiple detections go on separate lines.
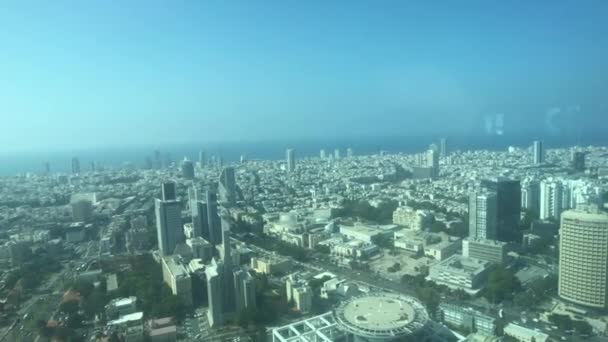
1,1 -> 607,153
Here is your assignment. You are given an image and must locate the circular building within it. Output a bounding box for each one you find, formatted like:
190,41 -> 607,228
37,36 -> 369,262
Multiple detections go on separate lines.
332,292 -> 433,342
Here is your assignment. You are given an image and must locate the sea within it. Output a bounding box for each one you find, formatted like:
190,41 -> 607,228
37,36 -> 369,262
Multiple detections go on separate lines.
0,133 -> 606,177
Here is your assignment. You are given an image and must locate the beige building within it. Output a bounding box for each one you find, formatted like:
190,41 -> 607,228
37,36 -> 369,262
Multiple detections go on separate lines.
161,256 -> 193,307
559,207 -> 608,308
251,255 -> 292,275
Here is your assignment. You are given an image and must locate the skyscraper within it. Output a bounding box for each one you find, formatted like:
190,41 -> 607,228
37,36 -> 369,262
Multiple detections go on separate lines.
346,148 -> 354,158
218,167 -> 237,204
182,159 -> 195,180
161,181 -> 177,201
334,148 -> 341,159
44,162 -> 51,175
540,179 -> 563,220
205,190 -> 221,244
71,157 -> 81,175
521,180 -> 540,217
189,186 -> 209,239
533,140 -> 544,165
559,207 -> 608,308
469,191 -> 497,240
481,177 -> 521,241
439,138 -> 447,158
206,259 -> 224,327
320,149 -> 326,159
286,148 -> 296,172
426,149 -> 439,179
572,151 -> 586,172
155,183 -> 184,256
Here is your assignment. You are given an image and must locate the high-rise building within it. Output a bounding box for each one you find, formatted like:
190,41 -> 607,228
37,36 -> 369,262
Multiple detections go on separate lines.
155,182 -> 183,256
190,187 -> 209,239
286,148 -> 296,172
559,207 -> 608,308
198,150 -> 207,167
205,218 -> 256,328
426,149 -> 439,179
320,149 -> 326,159
572,151 -> 586,172
44,162 -> 51,175
161,256 -> 193,306
521,180 -> 541,217
533,140 -> 544,165
540,179 -> 563,220
469,191 -> 497,240
218,167 -> 237,204
334,149 -> 341,159
154,150 -> 162,169
205,190 -> 221,245
71,200 -> 93,223
71,157 -> 81,175
439,138 -> 447,158
161,181 -> 177,201
181,159 -> 195,180
481,177 -> 521,241
346,148 -> 354,158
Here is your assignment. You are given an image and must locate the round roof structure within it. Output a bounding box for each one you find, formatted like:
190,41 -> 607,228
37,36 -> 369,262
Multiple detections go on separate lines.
332,292 -> 430,340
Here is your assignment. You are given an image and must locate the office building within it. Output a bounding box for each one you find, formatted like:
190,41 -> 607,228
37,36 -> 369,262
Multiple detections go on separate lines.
205,190 -> 221,244
334,148 -> 340,159
186,237 -> 213,262
71,157 -> 81,175
504,323 -> 549,342
189,187 -> 209,239
205,259 -> 225,327
540,179 -> 563,220
438,303 -> 496,337
572,151 -> 585,172
71,199 -> 93,222
439,138 -> 447,158
462,239 -> 507,264
233,269 -> 257,312
155,183 -> 184,255
429,255 -> 492,292
469,191 -> 497,240
286,148 -> 296,172
181,159 -> 195,179
481,178 -> 521,241
251,255 -> 292,275
161,181 -> 177,201
558,207 -> 608,308
320,149 -> 326,159
533,140 -> 544,165
161,256 -> 193,307
219,167 -> 237,204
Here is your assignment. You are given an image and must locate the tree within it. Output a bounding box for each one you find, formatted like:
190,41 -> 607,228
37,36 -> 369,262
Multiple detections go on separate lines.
416,287 -> 439,318
59,300 -> 80,315
483,266 -> 521,304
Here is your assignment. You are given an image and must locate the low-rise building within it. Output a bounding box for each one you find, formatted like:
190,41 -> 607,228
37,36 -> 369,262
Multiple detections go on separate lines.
393,207 -> 434,230
462,239 -> 508,264
429,255 -> 493,293
503,323 -> 549,342
251,254 -> 292,275
105,296 -> 137,319
438,303 -> 496,336
331,239 -> 378,260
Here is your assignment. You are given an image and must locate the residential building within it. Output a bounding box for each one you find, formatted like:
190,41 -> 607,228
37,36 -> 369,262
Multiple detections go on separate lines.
462,239 -> 507,264
469,191 -> 497,240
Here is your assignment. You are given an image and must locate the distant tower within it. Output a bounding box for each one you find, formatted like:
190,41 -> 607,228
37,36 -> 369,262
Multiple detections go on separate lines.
439,138 -> 447,158
44,162 -> 51,175
154,150 -> 162,169
198,150 -> 207,167
155,182 -> 184,256
205,190 -> 221,244
572,151 -> 585,172
320,149 -> 326,159
559,207 -> 608,308
426,149 -> 439,179
481,178 -> 521,242
220,217 -> 236,314
218,167 -> 237,204
334,149 -> 341,159
533,140 -> 544,165
346,148 -> 354,158
469,191 -> 497,240
181,159 -> 195,180
71,157 -> 81,175
286,149 -> 296,172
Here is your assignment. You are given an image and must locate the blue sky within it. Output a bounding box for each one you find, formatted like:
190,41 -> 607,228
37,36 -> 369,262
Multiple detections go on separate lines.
0,1 -> 607,152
